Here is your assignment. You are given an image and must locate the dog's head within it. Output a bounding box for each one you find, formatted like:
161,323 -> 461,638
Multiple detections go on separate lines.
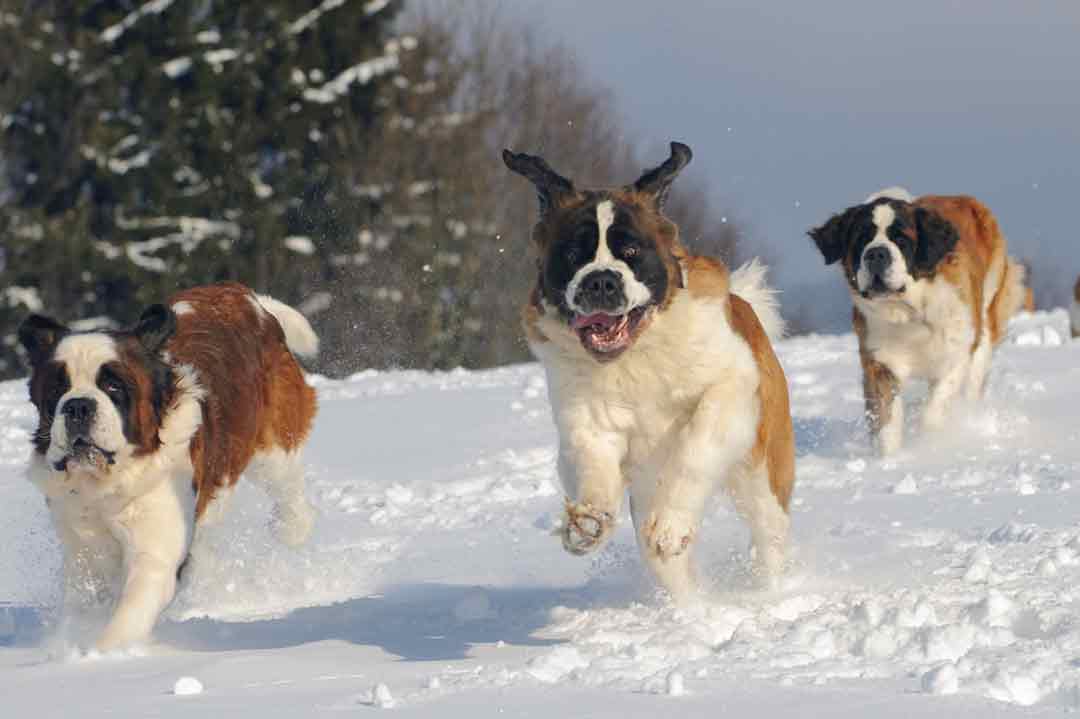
19,305 -> 178,477
808,198 -> 959,300
503,142 -> 691,362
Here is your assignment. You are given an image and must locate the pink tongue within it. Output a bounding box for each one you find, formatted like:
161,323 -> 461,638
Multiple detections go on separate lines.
572,312 -> 618,330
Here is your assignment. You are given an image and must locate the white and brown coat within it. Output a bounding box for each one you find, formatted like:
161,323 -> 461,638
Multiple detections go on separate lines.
810,194 -> 1025,455
506,143 -> 794,600
20,282 -> 318,650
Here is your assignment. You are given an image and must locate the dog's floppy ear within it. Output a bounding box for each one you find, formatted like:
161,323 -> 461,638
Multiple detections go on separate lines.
132,304 -> 177,354
632,141 -> 692,211
807,207 -> 859,266
18,315 -> 69,367
502,149 -> 575,219
913,207 -> 959,274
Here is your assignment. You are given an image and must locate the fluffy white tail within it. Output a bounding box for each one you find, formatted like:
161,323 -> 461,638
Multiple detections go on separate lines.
730,258 -> 785,343
864,186 -> 915,204
256,294 -> 320,359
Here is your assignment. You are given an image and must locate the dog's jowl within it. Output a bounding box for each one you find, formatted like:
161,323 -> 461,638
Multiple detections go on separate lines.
504,143 -> 796,601
19,283 -> 318,650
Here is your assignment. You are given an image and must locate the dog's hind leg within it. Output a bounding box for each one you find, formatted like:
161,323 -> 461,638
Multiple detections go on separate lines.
246,448 -> 315,546
729,463 -> 789,587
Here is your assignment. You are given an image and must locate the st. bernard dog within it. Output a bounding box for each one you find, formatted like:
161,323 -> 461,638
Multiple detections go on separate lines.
503,142 -> 795,601
19,283 -> 318,650
809,191 -> 1026,455
1072,275 -> 1080,339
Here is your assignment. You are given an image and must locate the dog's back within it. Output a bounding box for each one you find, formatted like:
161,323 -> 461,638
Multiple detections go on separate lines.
167,282 -> 317,522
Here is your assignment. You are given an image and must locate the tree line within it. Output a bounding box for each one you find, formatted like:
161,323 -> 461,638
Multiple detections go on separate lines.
0,1 -> 742,380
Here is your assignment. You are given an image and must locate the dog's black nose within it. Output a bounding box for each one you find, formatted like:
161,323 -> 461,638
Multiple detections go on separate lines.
62,397 -> 97,434
864,246 -> 892,276
576,270 -> 625,312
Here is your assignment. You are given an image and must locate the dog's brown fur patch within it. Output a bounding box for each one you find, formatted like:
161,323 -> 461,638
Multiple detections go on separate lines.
686,255 -> 794,511
165,283 -> 317,518
913,196 -> 1022,348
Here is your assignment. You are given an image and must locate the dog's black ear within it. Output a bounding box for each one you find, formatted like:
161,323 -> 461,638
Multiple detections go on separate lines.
807,207 -> 859,266
132,304 -> 177,354
18,315 -> 69,367
913,207 -> 959,274
632,141 -> 692,211
502,149 -> 575,219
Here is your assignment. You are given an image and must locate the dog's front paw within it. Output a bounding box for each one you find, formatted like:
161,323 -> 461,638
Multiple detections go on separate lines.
562,499 -> 614,556
643,508 -> 695,561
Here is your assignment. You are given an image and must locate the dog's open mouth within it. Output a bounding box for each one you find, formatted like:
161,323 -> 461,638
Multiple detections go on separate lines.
862,277 -> 906,299
54,438 -> 117,472
571,306 -> 648,359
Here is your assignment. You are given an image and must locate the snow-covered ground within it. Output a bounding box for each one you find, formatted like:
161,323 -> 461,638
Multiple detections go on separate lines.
2,310 -> 1079,717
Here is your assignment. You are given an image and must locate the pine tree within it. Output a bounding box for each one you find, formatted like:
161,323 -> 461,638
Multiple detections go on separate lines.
0,0 -> 406,377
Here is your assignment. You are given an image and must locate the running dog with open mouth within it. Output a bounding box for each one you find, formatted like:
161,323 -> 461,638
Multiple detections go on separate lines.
19,283 -> 318,650
504,142 -> 795,601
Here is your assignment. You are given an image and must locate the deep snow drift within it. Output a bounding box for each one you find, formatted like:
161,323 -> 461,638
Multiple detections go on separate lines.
2,310 -> 1079,717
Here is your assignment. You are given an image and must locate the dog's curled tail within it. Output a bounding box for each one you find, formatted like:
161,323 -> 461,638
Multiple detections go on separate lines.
730,258 -> 785,344
256,294 -> 320,359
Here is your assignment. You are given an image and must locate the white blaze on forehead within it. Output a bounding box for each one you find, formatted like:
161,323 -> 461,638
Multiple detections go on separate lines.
856,203 -> 909,294
872,203 -> 896,237
564,199 -> 653,314
54,334 -> 119,385
172,301 -> 194,316
595,200 -> 616,261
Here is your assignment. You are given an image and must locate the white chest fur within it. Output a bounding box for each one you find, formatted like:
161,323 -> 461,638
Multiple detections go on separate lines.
855,276 -> 975,382
533,291 -> 760,474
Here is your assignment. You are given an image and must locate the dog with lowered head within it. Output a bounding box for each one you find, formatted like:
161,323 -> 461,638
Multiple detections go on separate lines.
504,143 -> 795,601
19,282 -> 318,650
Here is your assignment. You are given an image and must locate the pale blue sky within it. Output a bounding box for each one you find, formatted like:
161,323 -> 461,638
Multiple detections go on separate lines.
509,0 -> 1080,328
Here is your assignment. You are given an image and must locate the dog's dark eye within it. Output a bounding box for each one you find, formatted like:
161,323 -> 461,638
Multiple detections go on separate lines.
98,371 -> 127,401
621,245 -> 639,259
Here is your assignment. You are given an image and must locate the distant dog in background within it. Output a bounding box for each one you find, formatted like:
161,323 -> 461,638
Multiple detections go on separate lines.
20,283 -> 318,650
809,192 -> 1025,455
504,142 -> 794,600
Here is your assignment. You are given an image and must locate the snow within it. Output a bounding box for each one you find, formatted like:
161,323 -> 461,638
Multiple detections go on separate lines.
100,0 -> 176,44
284,236 -> 316,255
302,51 -> 401,104
113,215 -> 243,272
203,48 -> 238,66
3,309 -> 1080,715
286,0 -> 347,36
162,56 -> 192,79
3,286 -> 43,312
172,676 -> 203,696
